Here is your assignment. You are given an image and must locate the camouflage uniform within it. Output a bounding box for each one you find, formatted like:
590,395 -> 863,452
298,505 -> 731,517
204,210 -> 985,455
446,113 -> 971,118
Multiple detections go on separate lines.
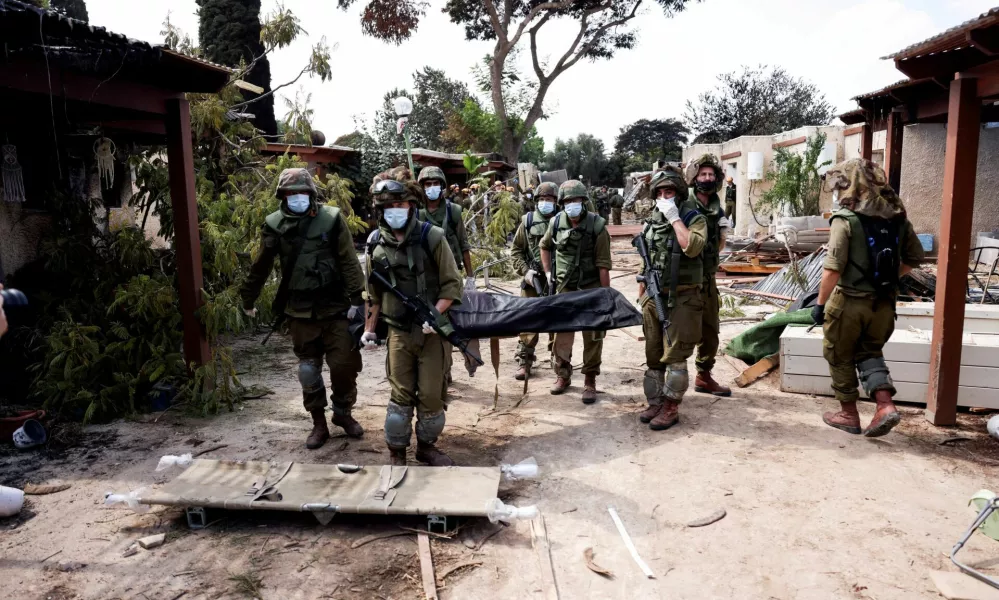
818,159 -> 924,437
521,186 -> 536,215
240,168 -> 366,449
540,180 -> 612,403
593,188 -> 612,221
511,182 -> 557,377
724,181 -> 737,229
609,189 -> 625,225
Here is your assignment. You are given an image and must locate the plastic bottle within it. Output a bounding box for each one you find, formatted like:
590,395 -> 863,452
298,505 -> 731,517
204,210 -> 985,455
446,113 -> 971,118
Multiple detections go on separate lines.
500,457 -> 539,481
103,489 -> 150,513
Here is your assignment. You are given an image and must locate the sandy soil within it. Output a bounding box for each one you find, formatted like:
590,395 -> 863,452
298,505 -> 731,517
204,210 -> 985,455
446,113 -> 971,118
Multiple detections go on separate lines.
3,238 -> 999,600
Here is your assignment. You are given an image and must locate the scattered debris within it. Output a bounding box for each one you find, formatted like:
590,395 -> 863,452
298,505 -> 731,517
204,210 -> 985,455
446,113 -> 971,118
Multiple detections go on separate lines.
22,483 -> 71,496
735,354 -> 780,388
474,524 -> 506,551
350,531 -> 411,549
417,532 -> 439,600
687,508 -> 727,528
929,570 -> 999,599
53,560 -> 86,572
0,485 -> 25,517
122,544 -> 139,558
940,437 -> 973,446
608,505 -> 655,579
39,549 -> 63,563
138,534 -> 166,549
583,547 -> 614,579
531,516 -> 560,599
437,561 -> 483,584
228,571 -> 264,600
192,444 -> 228,458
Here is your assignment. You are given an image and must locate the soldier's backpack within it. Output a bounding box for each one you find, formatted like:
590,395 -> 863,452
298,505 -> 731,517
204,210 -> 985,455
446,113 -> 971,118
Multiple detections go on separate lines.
851,214 -> 903,298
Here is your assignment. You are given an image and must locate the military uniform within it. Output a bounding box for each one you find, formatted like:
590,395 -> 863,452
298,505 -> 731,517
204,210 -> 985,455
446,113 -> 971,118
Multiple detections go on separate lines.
541,180 -> 612,403
817,159 -> 924,437
593,188 -> 612,221
511,182 -> 557,378
725,183 -> 737,229
609,190 -> 625,225
240,168 -> 366,449
521,188 -> 536,215
365,177 -> 464,465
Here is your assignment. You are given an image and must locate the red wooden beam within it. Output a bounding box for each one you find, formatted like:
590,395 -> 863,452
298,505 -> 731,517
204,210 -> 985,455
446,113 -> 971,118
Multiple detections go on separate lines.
772,136 -> 807,149
926,77 -> 980,426
720,151 -> 742,161
884,110 -> 904,192
165,98 -> 211,368
861,125 -> 873,161
843,125 -> 865,137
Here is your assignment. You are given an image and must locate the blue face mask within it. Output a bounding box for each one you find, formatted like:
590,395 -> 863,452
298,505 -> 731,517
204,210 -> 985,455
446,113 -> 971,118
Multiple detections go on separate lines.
286,194 -> 310,214
538,200 -> 555,215
564,202 -> 583,218
384,207 -> 409,230
425,185 -> 442,201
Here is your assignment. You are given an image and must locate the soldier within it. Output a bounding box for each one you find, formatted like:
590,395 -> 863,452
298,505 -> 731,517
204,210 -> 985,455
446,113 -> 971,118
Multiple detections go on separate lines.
540,180 -> 612,404
724,176 -> 737,229
521,185 -> 536,215
593,185 -> 612,221
811,159 -> 924,437
511,182 -> 558,380
609,188 -> 625,226
361,176 -> 464,466
637,168 -> 708,430
240,168 -> 366,449
686,155 -> 732,397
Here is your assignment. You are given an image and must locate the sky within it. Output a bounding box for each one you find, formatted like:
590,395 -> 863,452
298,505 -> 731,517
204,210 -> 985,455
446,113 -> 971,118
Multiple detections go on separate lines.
85,0 -> 999,151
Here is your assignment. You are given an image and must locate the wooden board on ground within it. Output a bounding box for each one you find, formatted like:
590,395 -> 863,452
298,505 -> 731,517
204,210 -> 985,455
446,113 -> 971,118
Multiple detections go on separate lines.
719,264 -> 783,275
531,516 -> 559,600
417,532 -> 439,600
929,570 -> 999,600
735,353 -> 780,388
607,224 -> 643,237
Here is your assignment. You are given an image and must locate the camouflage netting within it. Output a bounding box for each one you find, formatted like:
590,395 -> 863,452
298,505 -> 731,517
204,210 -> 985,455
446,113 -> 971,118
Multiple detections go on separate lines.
370,166 -> 424,207
823,158 -> 905,220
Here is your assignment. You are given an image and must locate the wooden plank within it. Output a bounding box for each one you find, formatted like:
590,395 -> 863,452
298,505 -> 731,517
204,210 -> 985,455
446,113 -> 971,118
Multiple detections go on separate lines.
720,151 -> 742,160
531,516 -> 559,600
417,532 -> 439,600
861,124 -> 874,161
885,110 -> 904,192
843,125 -> 865,137
718,264 -> 783,274
928,76 -> 981,426
782,355 -> 999,388
735,353 -> 780,388
773,136 -> 807,149
780,374 -> 999,409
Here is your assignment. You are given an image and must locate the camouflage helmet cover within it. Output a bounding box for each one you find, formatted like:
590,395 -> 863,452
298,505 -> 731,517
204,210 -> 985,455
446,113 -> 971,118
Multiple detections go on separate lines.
276,167 -> 318,197
535,182 -> 559,198
370,166 -> 423,208
559,179 -> 588,202
685,154 -> 724,193
823,158 -> 905,220
417,166 -> 446,185
649,167 -> 689,202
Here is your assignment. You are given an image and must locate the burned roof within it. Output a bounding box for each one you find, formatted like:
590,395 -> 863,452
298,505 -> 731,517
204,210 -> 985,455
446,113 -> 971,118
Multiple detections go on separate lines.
0,0 -> 231,93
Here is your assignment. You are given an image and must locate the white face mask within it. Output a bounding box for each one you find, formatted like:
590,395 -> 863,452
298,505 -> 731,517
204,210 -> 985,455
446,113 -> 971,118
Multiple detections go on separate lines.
384,207 -> 409,230
564,202 -> 583,218
538,200 -> 555,215
656,198 -> 675,214
286,194 -> 310,214
426,185 -> 442,201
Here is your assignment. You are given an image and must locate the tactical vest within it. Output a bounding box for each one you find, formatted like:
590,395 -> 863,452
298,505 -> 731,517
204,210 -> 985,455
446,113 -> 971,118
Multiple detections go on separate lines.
264,205 -> 344,314
522,210 -> 548,266
830,209 -> 901,295
369,219 -> 443,329
694,190 -> 724,281
550,211 -> 607,291
641,203 -> 704,286
420,201 -> 463,267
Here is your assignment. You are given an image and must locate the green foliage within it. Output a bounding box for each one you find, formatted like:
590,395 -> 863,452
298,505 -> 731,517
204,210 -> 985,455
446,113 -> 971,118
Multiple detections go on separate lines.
50,0 -> 89,22
541,134 -> 609,185
758,133 -> 829,218
614,118 -> 688,163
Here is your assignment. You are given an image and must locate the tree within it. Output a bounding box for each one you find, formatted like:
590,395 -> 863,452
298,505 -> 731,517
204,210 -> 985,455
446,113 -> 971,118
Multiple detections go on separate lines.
372,67 -> 475,152
685,65 -> 835,144
541,134 -> 608,185
333,131 -> 373,148
757,133 -> 830,218
338,0 -> 697,163
615,118 -> 688,163
196,0 -> 277,136
50,0 -> 89,22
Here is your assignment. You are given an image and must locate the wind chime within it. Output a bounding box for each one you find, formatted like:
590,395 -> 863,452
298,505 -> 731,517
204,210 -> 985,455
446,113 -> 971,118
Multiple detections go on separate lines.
2,142 -> 25,203
94,136 -> 117,189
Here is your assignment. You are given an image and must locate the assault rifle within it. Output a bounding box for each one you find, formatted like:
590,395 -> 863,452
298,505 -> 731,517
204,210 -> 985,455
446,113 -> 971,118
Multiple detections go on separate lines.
369,265 -> 484,366
525,256 -> 547,296
632,233 -> 671,347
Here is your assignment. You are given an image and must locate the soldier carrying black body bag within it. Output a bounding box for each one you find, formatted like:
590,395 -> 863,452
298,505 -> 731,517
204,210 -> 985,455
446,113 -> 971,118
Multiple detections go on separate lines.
811,159 -> 924,437
240,168 -> 366,450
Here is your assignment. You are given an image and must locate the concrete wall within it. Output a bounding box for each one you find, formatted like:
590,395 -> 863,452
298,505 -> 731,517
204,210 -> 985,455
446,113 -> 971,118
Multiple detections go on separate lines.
0,204 -> 50,278
899,123 -> 999,244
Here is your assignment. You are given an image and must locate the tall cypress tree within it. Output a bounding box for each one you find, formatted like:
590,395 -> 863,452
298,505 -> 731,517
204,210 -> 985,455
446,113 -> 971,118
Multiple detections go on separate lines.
50,0 -> 89,22
195,0 -> 277,136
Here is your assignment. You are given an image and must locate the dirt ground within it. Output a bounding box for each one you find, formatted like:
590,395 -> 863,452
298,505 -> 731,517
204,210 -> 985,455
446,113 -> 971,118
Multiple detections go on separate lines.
3,237 -> 999,600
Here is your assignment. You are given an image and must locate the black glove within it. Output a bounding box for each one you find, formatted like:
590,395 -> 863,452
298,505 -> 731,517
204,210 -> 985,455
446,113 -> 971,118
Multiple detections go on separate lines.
811,303 -> 825,325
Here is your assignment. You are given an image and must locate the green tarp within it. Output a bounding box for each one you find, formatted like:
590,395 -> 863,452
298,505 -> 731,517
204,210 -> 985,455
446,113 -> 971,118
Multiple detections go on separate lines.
724,309 -> 815,364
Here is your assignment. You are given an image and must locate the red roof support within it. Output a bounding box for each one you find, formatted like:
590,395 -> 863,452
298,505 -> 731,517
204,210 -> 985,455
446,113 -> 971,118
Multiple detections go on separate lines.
884,110 -> 904,192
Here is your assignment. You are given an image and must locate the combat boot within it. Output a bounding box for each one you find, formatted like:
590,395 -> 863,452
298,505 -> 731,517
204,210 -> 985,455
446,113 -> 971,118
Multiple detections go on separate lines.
332,413 -> 364,438
694,372 -> 732,397
550,376 -> 570,395
649,400 -> 679,431
388,446 -> 407,466
514,363 -> 532,381
415,442 -> 454,467
306,410 -> 330,449
639,403 -> 662,424
582,374 -> 597,405
822,401 -> 861,434
864,390 -> 900,437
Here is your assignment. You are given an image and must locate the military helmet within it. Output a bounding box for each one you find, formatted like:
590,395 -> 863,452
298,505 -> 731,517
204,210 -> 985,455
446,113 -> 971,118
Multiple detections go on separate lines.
276,168 -> 318,197
649,167 -> 689,202
536,182 -> 559,198
417,166 -> 446,185
685,154 -> 724,193
370,166 -> 423,208
559,180 -> 588,202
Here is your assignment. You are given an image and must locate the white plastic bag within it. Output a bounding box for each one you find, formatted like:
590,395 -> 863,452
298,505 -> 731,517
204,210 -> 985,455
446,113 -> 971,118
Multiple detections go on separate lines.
500,457 -> 539,481
155,453 -> 193,472
103,489 -> 150,514
485,498 -> 538,523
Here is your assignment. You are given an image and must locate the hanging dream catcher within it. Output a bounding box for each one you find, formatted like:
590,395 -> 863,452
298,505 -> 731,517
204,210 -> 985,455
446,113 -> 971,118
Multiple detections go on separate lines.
2,143 -> 25,203
94,137 -> 116,189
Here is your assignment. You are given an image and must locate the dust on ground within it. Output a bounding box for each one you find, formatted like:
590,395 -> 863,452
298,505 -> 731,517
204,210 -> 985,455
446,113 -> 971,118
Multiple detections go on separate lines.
2,237 -> 999,600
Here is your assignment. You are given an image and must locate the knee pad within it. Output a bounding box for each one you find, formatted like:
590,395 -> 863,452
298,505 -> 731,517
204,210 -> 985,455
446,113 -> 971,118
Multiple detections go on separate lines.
664,362 -> 689,401
384,402 -> 414,447
643,369 -> 665,400
857,357 -> 893,395
297,360 -> 324,395
415,409 -> 446,444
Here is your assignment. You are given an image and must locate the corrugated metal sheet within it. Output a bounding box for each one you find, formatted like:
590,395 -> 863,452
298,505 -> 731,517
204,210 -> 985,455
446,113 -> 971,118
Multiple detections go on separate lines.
751,250 -> 826,299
